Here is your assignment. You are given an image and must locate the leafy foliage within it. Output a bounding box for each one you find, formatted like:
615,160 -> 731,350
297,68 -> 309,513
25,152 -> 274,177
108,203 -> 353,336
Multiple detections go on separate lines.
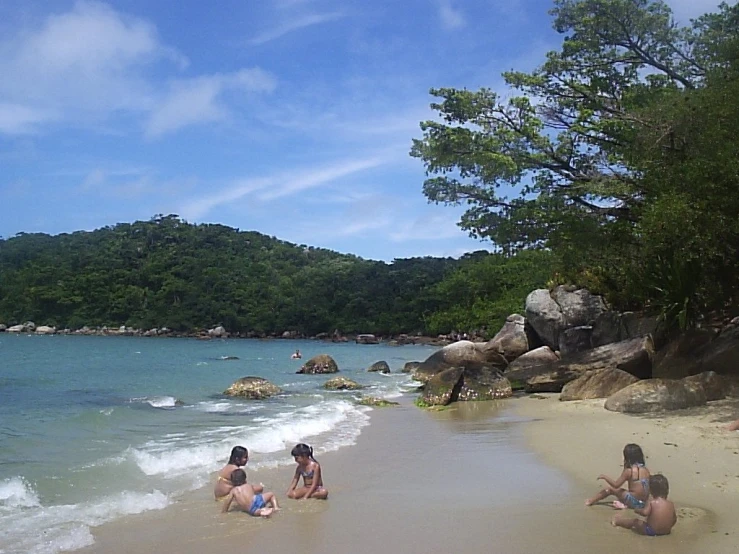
0,216 -> 552,336
412,0 -> 739,328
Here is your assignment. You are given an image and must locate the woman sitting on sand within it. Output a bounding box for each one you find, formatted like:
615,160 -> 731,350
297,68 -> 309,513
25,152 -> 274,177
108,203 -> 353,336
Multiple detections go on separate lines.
214,446 -> 263,500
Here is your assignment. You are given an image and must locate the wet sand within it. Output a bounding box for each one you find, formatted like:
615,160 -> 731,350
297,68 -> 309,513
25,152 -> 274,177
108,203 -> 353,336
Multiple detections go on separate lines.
77,395 -> 737,554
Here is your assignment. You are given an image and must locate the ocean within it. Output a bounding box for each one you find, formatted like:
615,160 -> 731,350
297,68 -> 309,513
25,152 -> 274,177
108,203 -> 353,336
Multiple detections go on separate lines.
0,334 -> 438,554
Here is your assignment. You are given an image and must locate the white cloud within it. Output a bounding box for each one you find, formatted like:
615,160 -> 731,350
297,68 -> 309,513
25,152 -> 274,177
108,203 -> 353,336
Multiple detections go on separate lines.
438,0 -> 465,30
0,1 -> 183,124
0,103 -> 56,134
178,155 -> 392,220
145,69 -> 276,138
249,12 -> 344,45
389,212 -> 466,242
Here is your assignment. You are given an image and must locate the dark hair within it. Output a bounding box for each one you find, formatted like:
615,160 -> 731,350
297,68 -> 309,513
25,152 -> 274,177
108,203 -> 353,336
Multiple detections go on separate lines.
649,474 -> 669,498
230,468 -> 247,486
622,444 -> 646,468
229,446 -> 248,465
291,443 -> 316,461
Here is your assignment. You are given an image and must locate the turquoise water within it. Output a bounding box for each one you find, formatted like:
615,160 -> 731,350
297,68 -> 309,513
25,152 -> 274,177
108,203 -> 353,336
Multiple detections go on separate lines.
0,334 -> 438,554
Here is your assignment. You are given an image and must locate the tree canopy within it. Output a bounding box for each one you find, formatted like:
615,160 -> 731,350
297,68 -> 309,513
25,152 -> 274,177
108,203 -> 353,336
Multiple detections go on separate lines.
412,0 -> 739,327
0,215 -> 553,336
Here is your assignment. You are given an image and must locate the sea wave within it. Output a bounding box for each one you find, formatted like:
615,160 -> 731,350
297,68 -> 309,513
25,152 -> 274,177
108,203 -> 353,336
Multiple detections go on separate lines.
0,486 -> 170,554
129,395 -> 182,409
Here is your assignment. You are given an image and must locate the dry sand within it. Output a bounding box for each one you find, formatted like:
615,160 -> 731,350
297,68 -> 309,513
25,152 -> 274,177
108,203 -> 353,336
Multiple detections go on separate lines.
77,395 -> 739,554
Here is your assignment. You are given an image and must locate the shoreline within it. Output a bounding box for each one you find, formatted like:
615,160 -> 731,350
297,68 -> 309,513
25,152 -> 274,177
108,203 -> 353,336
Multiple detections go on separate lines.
69,395 -> 739,554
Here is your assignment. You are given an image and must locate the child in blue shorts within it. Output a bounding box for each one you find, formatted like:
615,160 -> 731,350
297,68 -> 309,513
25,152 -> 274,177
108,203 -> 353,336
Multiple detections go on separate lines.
221,469 -> 280,517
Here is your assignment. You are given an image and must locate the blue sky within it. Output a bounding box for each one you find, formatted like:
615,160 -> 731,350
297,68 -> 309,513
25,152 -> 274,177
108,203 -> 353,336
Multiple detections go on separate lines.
0,0 -> 721,261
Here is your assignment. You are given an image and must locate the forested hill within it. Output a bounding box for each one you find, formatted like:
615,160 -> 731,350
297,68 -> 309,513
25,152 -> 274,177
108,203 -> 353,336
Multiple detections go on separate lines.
0,215 -> 554,336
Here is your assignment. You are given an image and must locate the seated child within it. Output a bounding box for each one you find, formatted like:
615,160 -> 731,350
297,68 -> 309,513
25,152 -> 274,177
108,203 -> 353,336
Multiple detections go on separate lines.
612,474 -> 677,536
214,446 -> 262,500
287,443 -> 328,500
585,443 -> 650,509
221,469 -> 280,517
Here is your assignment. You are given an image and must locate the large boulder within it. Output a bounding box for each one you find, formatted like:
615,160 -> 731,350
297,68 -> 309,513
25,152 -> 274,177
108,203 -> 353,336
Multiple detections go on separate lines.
420,367 -> 465,406
506,346 -> 559,372
224,377 -> 281,399
413,341 -> 491,383
35,325 -> 57,335
681,371 -> 726,402
552,286 -> 608,327
699,325 -> 739,377
209,325 -> 228,338
651,329 -> 715,379
604,379 -> 707,413
368,361 -> 390,374
481,314 -> 529,362
456,367 -> 513,401
297,354 -> 339,374
505,336 -> 654,393
402,361 -> 421,374
560,368 -> 639,401
525,290 -> 566,349
7,324 -> 25,333
356,334 -> 379,344
324,377 -> 363,390
559,326 -> 593,357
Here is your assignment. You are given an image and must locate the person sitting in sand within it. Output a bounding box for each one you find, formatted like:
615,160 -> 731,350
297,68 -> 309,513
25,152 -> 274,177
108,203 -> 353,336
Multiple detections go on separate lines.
221,469 -> 280,517
287,443 -> 328,500
291,349 -> 302,359
214,446 -> 263,500
585,443 -> 650,510
612,474 -> 677,536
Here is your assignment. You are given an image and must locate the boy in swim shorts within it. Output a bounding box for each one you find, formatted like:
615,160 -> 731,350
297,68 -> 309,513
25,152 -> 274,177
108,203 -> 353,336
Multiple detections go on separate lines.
221,469 -> 280,517
612,474 -> 677,536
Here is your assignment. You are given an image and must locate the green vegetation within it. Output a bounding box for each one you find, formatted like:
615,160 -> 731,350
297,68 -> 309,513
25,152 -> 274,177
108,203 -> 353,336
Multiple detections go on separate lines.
412,0 -> 739,329
0,215 -> 552,335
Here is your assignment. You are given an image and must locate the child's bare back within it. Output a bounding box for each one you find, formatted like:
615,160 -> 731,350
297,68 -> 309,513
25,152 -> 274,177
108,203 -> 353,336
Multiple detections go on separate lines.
221,469 -> 280,518
612,474 -> 677,537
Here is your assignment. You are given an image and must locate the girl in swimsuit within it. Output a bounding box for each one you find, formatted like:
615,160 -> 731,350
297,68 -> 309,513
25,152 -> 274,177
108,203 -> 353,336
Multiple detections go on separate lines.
214,446 -> 263,500
585,443 -> 651,509
286,443 -> 328,500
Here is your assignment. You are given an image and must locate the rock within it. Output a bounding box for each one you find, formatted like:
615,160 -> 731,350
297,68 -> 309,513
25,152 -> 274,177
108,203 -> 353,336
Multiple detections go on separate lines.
558,326 -> 593,357
699,325 -> 739,377
457,370 -> 512,401
592,311 -> 662,348
605,379 -> 707,413
368,361 -> 390,374
420,367 -> 465,406
224,377 -> 281,399
357,396 -> 399,407
7,324 -> 24,333
525,289 -> 566,349
0,324 -> 6,332
35,325 -> 56,335
324,377 -> 363,390
209,326 -> 228,338
506,336 -> 654,393
681,371 -> 726,401
402,361 -> 421,374
356,334 -> 379,344
24,321 -> 36,332
650,329 -> 715,379
297,354 -> 339,374
551,286 -> 608,327
560,368 -> 639,401
413,340 -> 504,383
481,314 -> 529,362
506,346 -> 560,372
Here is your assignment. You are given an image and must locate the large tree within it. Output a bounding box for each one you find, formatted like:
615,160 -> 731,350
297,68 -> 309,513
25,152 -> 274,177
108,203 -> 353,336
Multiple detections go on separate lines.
411,0 -> 739,325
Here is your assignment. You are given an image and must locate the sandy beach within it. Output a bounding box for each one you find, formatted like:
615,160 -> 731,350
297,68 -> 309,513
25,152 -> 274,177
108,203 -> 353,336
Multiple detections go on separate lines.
76,395 -> 739,554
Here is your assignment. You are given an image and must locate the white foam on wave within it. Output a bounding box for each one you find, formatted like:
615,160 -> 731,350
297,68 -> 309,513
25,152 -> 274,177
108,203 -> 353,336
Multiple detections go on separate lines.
0,488 -> 170,554
129,395 -> 179,409
193,400 -> 262,414
0,477 -> 40,509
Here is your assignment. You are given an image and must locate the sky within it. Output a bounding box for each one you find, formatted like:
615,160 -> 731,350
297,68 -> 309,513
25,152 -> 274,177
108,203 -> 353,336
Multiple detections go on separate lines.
0,0 -> 724,261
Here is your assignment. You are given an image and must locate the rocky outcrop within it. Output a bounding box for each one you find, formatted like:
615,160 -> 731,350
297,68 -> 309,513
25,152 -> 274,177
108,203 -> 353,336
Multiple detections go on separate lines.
505,336 -> 654,393
559,326 -> 593,357
402,361 -> 421,374
480,314 -> 529,362
456,367 -> 513,401
560,368 -> 639,401
209,325 -> 228,338
604,378 -> 707,413
324,377 -> 363,390
297,354 -> 339,374
420,367 -> 465,406
224,377 -> 281,399
506,346 -> 559,372
525,290 -> 566,349
35,325 -> 57,335
413,340 -> 506,384
591,311 -> 660,349
358,396 -> 399,407
356,334 -> 379,344
651,330 -> 715,379
681,371 -> 726,402
7,324 -> 25,333
368,361 -> 390,374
